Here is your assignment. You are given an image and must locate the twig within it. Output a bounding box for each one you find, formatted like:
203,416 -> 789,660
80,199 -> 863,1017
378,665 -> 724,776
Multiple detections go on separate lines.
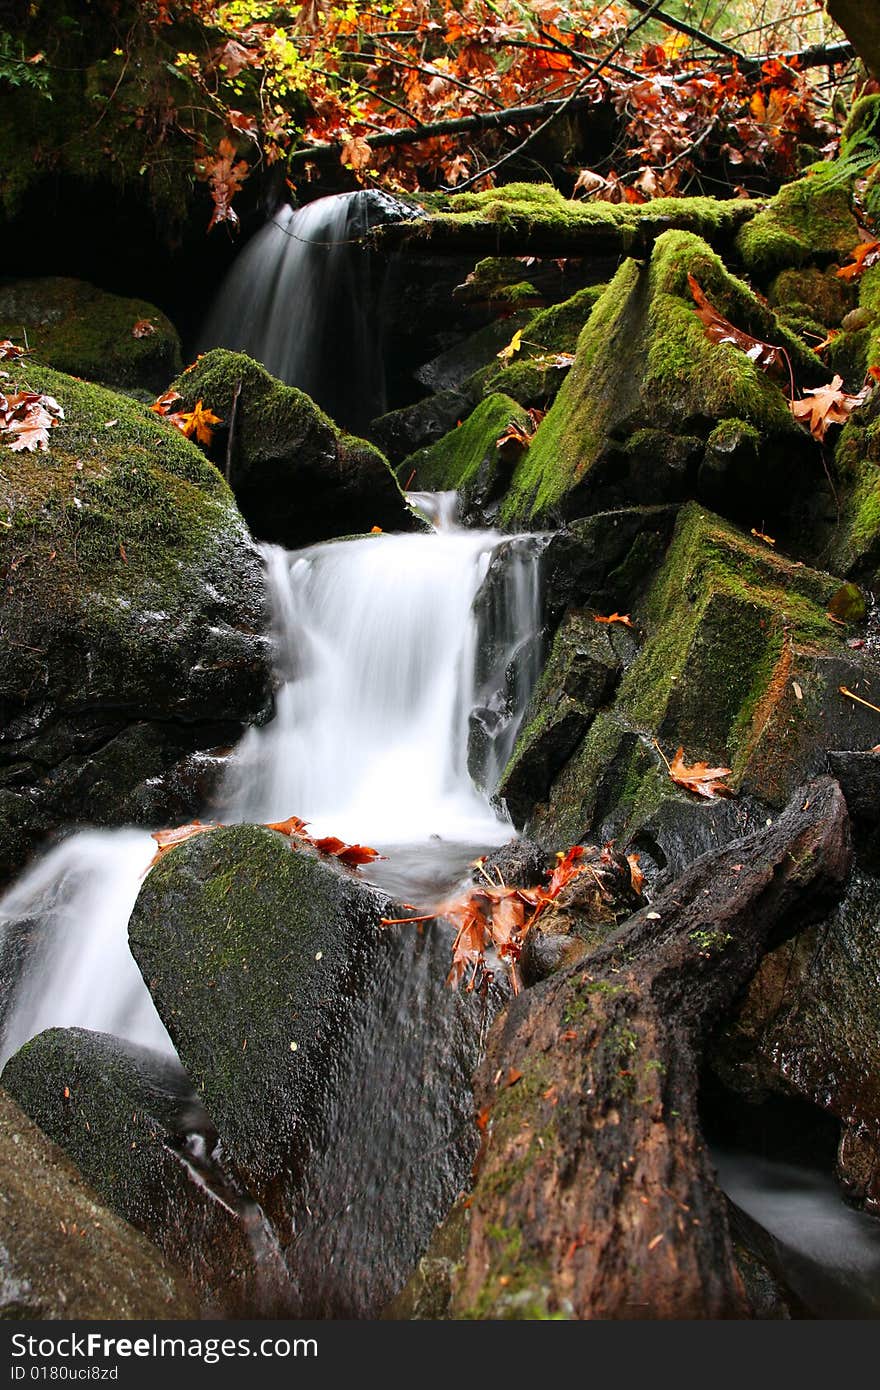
839,686 -> 880,716
225,378 -> 241,483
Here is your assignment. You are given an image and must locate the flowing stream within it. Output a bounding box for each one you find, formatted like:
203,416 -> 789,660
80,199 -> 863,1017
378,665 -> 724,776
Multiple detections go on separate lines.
0,505 -> 543,1068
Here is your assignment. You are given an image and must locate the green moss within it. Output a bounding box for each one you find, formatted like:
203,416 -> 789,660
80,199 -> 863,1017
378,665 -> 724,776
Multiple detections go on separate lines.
736,173 -> 860,276
768,266 -> 853,327
400,393 -> 529,494
0,278 -> 182,392
829,405 -> 880,576
501,231 -> 808,526
0,361 -> 246,708
531,505 -> 845,842
429,183 -> 756,254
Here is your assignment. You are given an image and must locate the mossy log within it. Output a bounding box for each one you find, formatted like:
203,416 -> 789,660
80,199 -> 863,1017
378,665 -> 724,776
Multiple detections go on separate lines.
376,184 -> 758,259
443,776 -> 850,1319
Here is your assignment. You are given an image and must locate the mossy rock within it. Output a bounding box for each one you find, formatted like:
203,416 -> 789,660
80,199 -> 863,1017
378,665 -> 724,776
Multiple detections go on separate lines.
0,278 -> 182,393
767,266 -> 854,328
529,505 -> 875,852
0,1087 -> 198,1318
736,173 -> 861,277
1,1028 -> 261,1315
468,284 -> 606,409
171,350 -> 419,546
500,231 -> 817,528
0,362 -> 272,879
398,182 -> 758,257
400,392 -> 531,522
128,827 -> 396,1191
829,396 -> 880,579
498,610 -> 632,827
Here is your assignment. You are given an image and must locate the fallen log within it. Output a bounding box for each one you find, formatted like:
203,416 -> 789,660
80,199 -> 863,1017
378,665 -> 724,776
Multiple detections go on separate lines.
440,776 -> 851,1319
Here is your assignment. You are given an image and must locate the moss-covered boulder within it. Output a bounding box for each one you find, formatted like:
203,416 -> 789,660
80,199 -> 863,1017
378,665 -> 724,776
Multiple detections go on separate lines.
401,393 -> 532,524
527,505 -> 877,858
498,610 -> 634,827
0,363 -> 272,880
0,1087 -> 197,1318
128,827 -> 394,1194
171,350 -> 418,546
0,278 -> 182,394
767,266 -> 854,329
713,869 -> 880,1210
1,1028 -> 278,1315
828,392 -> 880,580
128,824 -> 486,1316
736,173 -> 861,277
499,231 -> 820,529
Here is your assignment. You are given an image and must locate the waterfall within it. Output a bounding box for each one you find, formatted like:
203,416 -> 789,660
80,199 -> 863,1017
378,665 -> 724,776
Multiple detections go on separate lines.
0,512 -> 543,1064
199,192 -> 406,430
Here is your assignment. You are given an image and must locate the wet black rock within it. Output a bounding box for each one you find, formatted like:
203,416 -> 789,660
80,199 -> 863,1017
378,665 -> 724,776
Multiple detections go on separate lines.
1,1027 -> 285,1315
0,1087 -> 198,1319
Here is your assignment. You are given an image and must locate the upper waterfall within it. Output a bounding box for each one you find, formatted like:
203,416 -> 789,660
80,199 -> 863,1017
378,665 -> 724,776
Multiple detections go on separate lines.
199,191 -> 408,430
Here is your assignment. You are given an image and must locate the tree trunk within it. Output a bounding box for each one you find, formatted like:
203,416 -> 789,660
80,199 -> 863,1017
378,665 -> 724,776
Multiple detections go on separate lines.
446,777 -> 851,1319
827,2 -> 880,74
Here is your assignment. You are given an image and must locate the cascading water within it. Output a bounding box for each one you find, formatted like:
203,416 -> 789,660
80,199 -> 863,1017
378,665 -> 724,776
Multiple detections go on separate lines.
0,509 -> 543,1064
199,191 -> 408,430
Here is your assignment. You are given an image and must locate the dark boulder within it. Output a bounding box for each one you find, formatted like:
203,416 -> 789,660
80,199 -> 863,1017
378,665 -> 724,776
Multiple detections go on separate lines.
0,1087 -> 198,1319
0,276 -> 182,395
0,363 -> 272,883
128,824 -> 486,1316
2,1027 -> 288,1315
170,350 -> 419,547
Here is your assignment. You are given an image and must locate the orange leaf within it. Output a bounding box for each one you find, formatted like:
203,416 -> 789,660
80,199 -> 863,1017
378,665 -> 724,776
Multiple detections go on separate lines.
626,852 -> 645,895
688,275 -> 785,375
667,747 -> 734,800
594,613 -> 635,628
790,375 -> 869,442
836,240 -> 880,280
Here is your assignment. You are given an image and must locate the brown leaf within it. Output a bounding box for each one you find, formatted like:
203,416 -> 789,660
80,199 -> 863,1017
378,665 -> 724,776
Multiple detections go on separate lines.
688,275 -> 785,375
790,375 -> 869,442
132,319 -> 157,339
667,746 -> 734,800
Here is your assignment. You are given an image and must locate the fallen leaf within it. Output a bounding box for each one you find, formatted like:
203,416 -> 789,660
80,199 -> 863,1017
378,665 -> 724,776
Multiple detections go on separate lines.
790,375 -> 869,442
132,319 -> 157,339
497,329 -> 523,363
836,239 -> 880,280
594,613 -> 635,628
667,746 -> 734,800
750,528 -> 776,545
688,275 -> 787,377
0,340 -> 27,361
626,852 -> 645,895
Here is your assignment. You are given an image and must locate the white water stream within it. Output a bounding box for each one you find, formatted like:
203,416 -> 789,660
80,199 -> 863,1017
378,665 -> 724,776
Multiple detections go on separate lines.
0,505 -> 543,1067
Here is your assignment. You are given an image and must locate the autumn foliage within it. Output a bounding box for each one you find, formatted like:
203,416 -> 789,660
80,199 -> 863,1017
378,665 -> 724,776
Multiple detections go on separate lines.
149,813 -> 382,870
117,2 -> 848,229
383,843 -> 644,994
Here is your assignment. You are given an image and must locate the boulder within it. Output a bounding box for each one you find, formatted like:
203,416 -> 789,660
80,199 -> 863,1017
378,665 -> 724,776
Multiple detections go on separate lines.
713,868 -> 880,1211
401,393 -> 532,525
498,609 -> 634,827
736,174 -> 861,278
170,350 -> 419,547
1,1027 -> 286,1315
370,387 -> 476,464
499,231 -> 822,530
127,824 -> 486,1315
0,1087 -> 198,1319
527,505 -> 877,865
0,277 -> 182,394
0,363 -> 272,881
